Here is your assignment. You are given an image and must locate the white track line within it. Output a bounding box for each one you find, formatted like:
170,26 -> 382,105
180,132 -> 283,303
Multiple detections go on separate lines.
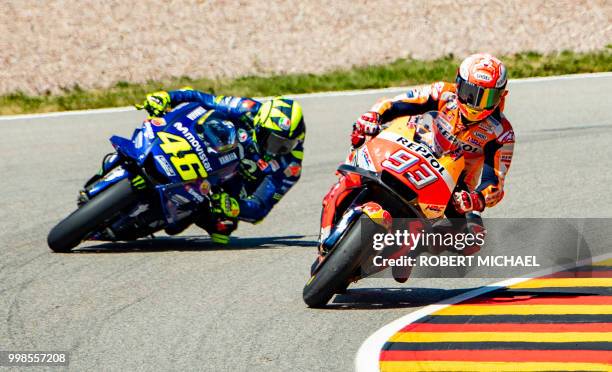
1,72 -> 611,122
289,71 -> 612,98
354,252 -> 612,372
0,106 -> 136,121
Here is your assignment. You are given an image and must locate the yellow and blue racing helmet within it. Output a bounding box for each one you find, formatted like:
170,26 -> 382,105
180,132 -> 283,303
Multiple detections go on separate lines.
253,98 -> 305,156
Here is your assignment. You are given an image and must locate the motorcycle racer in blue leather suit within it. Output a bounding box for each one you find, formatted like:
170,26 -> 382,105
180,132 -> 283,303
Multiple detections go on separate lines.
136,89 -> 306,244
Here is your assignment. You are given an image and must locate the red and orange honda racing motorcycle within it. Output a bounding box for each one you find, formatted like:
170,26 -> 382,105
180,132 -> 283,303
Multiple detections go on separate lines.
303,111 -> 468,307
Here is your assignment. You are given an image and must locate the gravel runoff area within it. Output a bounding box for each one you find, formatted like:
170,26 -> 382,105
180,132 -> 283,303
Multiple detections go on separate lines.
1,0 -> 610,95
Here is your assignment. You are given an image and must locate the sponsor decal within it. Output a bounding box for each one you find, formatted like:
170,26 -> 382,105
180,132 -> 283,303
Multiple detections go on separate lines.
133,131 -> 144,149
278,117 -> 291,130
143,122 -> 155,139
490,118 -> 502,127
282,179 -> 296,186
355,147 -> 375,171
218,152 -> 238,165
103,167 -> 126,181
186,106 -> 206,121
500,151 -> 513,165
394,136 -> 446,175
237,128 -> 249,143
173,122 -> 212,171
474,71 -> 492,82
257,159 -> 269,171
131,175 -> 146,189
498,129 -> 515,144
241,99 -> 256,110
228,97 -> 241,108
269,159 -> 280,172
284,162 -> 302,177
425,204 -> 444,212
199,180 -> 211,195
434,117 -> 461,151
184,184 -> 204,203
170,194 -> 190,205
129,204 -> 150,217
479,122 -> 495,133
361,147 -> 372,167
154,155 -> 176,177
473,130 -> 488,140
150,118 -> 166,127
460,143 -> 480,153
467,137 -> 481,146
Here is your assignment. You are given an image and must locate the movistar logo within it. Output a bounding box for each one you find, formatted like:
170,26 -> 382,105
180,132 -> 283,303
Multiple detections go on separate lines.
173,122 -> 212,171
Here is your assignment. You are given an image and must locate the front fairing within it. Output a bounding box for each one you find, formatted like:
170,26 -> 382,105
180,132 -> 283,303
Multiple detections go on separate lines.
348,114 -> 465,219
108,103 -> 241,225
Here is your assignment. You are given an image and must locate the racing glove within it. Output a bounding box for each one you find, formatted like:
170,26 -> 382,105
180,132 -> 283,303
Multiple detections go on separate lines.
211,192 -> 240,218
461,212 -> 487,256
135,91 -> 171,117
355,111 -> 382,135
452,190 -> 485,214
350,125 -> 366,147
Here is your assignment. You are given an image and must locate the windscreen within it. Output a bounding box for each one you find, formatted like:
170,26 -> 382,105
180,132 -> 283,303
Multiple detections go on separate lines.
199,118 -> 237,153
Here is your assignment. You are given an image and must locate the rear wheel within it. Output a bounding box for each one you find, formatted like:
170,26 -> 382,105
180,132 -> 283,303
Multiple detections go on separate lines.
47,179 -> 138,252
303,217 -> 383,308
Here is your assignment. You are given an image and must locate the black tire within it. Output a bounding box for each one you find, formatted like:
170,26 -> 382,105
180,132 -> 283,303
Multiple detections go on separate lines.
303,217 -> 382,308
47,178 -> 138,252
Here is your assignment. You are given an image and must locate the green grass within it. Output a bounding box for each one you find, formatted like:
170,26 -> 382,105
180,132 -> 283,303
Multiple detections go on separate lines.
2,48 -> 611,115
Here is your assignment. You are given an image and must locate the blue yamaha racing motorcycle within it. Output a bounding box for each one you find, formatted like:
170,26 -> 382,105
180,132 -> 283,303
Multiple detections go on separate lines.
47,103 -> 241,252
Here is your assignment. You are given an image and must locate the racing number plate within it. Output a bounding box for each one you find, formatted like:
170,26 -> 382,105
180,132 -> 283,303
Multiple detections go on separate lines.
157,132 -> 208,181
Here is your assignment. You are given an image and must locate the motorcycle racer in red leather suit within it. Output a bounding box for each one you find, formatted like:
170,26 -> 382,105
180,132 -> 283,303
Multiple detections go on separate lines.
323,54 -> 514,254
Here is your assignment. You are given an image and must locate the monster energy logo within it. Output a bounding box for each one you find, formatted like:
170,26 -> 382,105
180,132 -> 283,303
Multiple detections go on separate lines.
131,175 -> 146,189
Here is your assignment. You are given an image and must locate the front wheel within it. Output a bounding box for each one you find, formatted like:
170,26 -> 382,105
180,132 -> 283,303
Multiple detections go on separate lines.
303,217 -> 383,308
47,179 -> 138,252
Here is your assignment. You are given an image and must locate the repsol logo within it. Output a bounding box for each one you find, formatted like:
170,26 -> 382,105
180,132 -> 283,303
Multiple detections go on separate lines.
460,143 -> 480,153
395,137 -> 446,175
174,122 -> 212,171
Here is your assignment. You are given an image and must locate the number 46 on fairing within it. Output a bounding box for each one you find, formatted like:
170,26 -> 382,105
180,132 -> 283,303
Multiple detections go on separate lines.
158,132 -> 208,181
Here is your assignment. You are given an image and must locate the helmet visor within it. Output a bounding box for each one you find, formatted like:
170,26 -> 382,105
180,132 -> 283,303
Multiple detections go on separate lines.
456,78 -> 504,110
262,131 -> 298,156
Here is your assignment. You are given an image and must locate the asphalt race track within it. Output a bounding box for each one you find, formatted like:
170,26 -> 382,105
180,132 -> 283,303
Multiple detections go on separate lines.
1,74 -> 611,371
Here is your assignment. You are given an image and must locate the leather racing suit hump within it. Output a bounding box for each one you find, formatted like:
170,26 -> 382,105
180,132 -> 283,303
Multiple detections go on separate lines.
370,81 -> 514,209
166,90 -> 304,236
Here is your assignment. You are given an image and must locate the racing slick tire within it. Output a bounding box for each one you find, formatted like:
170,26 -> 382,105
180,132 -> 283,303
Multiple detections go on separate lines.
47,178 -> 138,252
303,217 -> 383,308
